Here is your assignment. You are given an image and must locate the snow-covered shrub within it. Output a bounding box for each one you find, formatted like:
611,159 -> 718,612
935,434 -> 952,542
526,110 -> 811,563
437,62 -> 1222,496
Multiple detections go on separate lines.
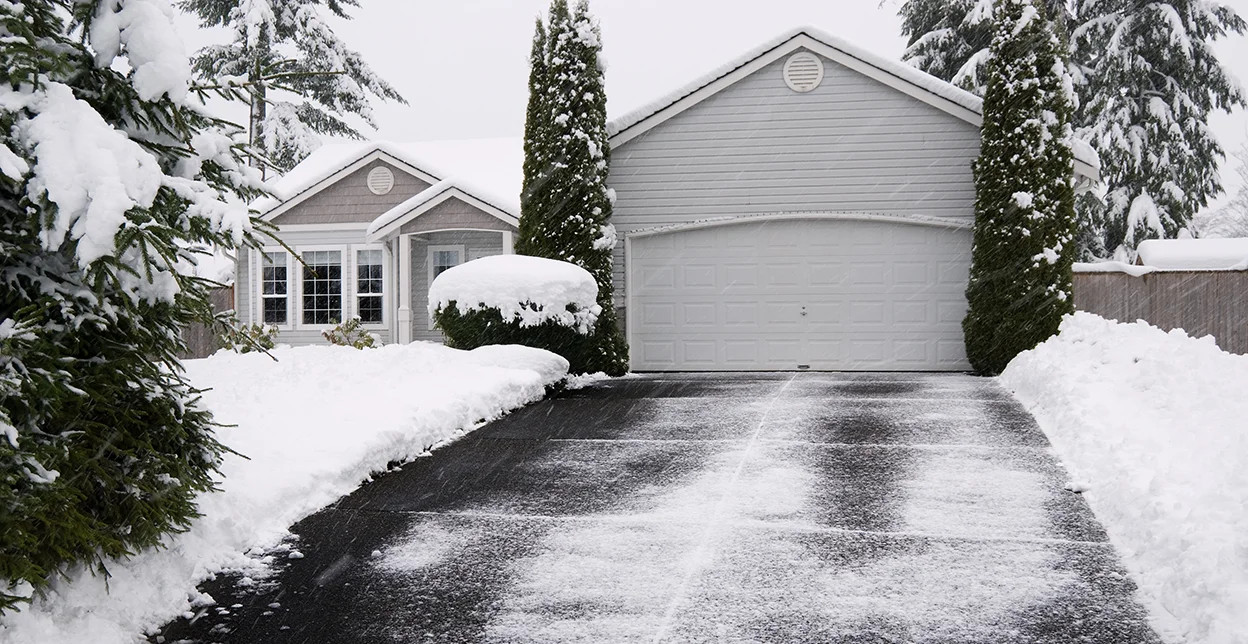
218,314 -> 279,354
322,317 -> 378,349
430,256 -> 604,374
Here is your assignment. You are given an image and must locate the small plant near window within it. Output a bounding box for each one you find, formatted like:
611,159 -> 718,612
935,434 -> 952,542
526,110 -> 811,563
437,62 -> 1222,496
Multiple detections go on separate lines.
216,312 -> 279,354
322,317 -> 379,349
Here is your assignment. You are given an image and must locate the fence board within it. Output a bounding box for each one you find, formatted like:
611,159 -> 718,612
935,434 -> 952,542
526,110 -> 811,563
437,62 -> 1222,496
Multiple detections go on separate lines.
1073,271 -> 1248,355
181,286 -> 234,360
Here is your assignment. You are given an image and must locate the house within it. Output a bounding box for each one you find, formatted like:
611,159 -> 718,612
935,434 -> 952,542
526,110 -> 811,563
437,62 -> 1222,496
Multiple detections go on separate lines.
239,138 -> 521,345
239,26 -> 1100,371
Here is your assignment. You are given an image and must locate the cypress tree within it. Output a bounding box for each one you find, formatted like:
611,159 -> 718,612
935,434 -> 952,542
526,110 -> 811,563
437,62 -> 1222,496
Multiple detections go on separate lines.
517,0 -> 627,376
1072,0 -> 1246,259
1,0 -> 263,610
963,0 -> 1077,375
520,17 -> 549,233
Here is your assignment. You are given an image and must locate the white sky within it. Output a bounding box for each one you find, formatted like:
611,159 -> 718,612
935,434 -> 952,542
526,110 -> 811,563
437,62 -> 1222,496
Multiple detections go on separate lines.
174,0 -> 1248,211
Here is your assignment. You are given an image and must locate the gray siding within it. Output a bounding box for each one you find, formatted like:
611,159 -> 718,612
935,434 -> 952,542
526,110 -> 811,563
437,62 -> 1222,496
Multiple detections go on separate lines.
399,196 -> 515,234
410,231 -> 508,343
607,49 -> 982,306
241,228 -> 393,346
272,159 -> 431,225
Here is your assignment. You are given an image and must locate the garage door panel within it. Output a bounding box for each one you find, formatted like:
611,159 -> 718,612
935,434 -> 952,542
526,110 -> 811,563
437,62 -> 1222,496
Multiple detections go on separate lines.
629,218 -> 972,371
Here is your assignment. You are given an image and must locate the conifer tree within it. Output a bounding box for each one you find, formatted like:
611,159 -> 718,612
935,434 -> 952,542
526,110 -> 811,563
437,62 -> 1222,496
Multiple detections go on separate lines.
517,0 -> 627,376
1,0 -> 264,610
1072,0 -> 1245,258
900,0 -> 1068,95
180,0 -> 406,176
963,0 -> 1077,375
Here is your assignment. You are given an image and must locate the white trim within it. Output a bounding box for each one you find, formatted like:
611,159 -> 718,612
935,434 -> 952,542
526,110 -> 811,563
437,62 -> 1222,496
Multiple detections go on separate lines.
397,235 -> 413,344
266,222 -> 373,233
255,247 -> 294,331
624,234 -> 636,371
294,245 -> 349,330
503,230 -> 514,255
625,212 -> 973,240
261,150 -> 439,222
609,34 -> 983,149
427,244 -> 465,330
350,243 -> 390,329
367,187 -> 520,242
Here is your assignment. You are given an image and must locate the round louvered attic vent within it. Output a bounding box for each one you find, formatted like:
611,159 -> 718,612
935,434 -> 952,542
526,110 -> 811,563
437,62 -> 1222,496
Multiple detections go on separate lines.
783,52 -> 824,93
367,166 -> 395,195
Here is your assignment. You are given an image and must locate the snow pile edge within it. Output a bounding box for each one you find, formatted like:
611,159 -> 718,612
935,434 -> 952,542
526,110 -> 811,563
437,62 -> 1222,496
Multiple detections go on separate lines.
1000,312 -> 1248,644
429,255 -> 601,334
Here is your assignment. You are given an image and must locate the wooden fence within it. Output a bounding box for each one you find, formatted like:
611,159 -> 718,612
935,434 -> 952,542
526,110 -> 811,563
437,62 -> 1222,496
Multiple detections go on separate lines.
181,286 -> 234,360
1073,271 -> 1248,355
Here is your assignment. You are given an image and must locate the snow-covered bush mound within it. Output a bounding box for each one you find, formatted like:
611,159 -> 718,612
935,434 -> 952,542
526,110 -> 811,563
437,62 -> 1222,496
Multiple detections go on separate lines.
0,343 -> 567,644
429,255 -> 600,334
1000,312 -> 1248,644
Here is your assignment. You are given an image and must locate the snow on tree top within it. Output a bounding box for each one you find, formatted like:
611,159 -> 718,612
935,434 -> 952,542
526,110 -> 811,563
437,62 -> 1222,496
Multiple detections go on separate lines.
256,138 -> 522,220
606,25 -> 1100,175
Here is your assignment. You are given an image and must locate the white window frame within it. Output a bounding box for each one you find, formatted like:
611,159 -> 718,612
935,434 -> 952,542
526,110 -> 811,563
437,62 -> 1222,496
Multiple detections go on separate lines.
427,244 -> 465,330
295,245 -> 348,330
350,243 -> 390,329
254,247 -> 294,331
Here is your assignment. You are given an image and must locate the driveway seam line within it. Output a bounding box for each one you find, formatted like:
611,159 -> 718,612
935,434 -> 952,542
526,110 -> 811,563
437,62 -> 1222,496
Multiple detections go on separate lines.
650,372 -> 800,644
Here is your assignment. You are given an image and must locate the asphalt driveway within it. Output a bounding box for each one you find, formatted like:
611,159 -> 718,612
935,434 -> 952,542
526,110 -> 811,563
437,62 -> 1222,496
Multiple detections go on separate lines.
156,373 -> 1159,644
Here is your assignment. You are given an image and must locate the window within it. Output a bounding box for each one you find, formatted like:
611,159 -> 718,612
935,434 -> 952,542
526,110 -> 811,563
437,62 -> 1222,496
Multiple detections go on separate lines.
260,251 -> 289,326
302,250 -> 342,325
429,245 -> 464,282
356,248 -> 384,324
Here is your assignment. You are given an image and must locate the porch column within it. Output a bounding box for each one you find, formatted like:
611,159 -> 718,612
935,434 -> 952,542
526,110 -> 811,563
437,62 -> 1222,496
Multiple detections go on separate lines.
503,230 -> 514,254
397,233 -> 412,344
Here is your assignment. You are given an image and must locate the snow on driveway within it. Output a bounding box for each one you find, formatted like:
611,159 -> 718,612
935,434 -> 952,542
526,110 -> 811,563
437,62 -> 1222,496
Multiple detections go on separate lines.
157,372 -> 1159,644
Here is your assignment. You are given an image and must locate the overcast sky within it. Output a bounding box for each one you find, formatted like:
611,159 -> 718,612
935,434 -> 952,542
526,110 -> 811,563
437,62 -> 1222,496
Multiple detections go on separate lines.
174,0 -> 1248,210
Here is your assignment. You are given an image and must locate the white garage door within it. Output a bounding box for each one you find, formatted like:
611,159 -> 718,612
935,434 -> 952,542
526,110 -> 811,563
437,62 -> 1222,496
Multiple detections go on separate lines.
627,217 -> 973,371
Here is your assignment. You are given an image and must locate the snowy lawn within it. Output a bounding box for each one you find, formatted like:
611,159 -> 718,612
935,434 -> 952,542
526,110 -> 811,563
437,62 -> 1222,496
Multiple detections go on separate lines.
1001,312 -> 1248,644
0,342 -> 568,644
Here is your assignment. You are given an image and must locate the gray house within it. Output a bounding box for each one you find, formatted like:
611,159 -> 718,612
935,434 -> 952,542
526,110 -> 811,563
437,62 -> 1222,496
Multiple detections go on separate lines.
239,26 -> 1099,371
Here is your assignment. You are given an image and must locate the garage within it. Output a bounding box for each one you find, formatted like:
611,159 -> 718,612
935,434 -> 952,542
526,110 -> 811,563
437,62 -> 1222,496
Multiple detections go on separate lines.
626,216 -> 973,371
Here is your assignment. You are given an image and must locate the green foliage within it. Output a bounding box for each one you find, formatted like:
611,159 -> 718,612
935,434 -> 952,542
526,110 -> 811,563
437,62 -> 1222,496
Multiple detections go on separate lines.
321,317 -> 378,349
517,0 -> 627,377
0,0 -> 263,612
963,0 -> 1078,376
217,313 -> 279,354
434,303 -> 601,375
1072,0 -> 1246,258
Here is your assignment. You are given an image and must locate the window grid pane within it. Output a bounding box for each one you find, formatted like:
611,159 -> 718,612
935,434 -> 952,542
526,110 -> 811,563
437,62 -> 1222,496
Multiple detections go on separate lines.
432,249 -> 461,279
356,249 -> 384,324
261,252 -> 288,325
302,251 -> 342,325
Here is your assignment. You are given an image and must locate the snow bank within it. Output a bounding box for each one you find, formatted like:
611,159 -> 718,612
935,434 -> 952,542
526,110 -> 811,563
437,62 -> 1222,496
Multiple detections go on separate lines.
429,255 -> 601,334
1136,238 -> 1248,270
0,343 -> 567,644
1000,313 -> 1248,644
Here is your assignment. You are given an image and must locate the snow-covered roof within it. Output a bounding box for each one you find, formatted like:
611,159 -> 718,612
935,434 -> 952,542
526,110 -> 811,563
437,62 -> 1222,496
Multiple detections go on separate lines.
255,138 -> 522,222
1135,238 -> 1248,270
606,25 -> 1100,175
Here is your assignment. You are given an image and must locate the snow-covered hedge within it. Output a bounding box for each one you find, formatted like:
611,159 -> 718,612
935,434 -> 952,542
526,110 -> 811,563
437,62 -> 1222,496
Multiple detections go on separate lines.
430,256 -> 608,374
429,255 -> 600,333
0,343 -> 567,644
1000,312 -> 1248,643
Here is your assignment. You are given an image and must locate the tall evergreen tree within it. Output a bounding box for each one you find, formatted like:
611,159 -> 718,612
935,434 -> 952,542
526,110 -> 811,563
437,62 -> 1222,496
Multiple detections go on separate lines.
1,0 -> 263,610
900,0 -> 1068,95
1072,0 -> 1245,258
517,0 -> 627,376
963,0 -> 1078,375
180,0 -> 406,176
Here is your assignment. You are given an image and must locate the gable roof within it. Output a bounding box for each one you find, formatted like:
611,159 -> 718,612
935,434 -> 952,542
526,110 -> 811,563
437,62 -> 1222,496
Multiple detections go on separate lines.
255,138 -> 522,224
607,26 -> 1100,180
365,180 -> 519,242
